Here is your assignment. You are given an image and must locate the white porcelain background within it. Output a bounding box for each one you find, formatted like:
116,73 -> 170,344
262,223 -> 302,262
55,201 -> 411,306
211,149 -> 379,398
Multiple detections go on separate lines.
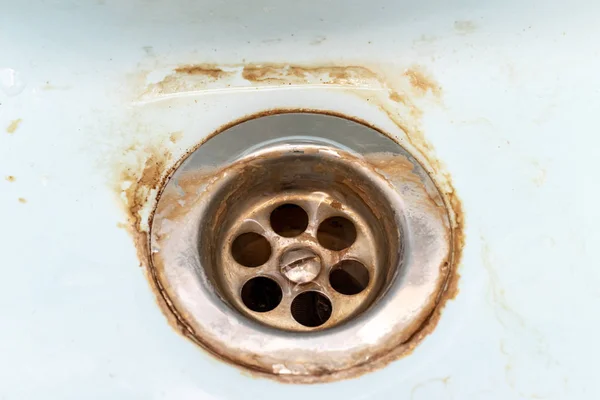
1,0 -> 599,398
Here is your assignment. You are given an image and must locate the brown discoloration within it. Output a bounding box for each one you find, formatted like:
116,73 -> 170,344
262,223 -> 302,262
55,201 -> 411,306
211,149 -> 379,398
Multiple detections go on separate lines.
6,119 -> 22,134
5,175 -> 16,182
120,63 -> 463,383
364,152 -> 447,221
18,197 -> 27,204
241,64 -> 380,86
389,91 -> 408,103
330,200 -> 343,210
365,152 -> 418,182
174,65 -> 229,79
153,168 -> 217,224
403,67 -> 441,96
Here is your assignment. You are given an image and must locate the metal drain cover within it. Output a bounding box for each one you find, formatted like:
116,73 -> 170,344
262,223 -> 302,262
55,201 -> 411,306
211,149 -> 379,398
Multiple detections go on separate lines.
150,112 -> 458,382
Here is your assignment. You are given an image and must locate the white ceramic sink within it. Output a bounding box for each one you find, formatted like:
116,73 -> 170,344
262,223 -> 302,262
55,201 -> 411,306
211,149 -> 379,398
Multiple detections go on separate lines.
1,1 -> 599,398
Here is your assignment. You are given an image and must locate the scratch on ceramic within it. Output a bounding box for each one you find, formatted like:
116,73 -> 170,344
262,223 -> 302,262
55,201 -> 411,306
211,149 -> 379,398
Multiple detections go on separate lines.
6,118 -> 22,133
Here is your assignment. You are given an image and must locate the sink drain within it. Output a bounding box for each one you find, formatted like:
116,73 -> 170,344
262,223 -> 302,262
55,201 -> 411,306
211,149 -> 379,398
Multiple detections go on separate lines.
150,112 -> 460,382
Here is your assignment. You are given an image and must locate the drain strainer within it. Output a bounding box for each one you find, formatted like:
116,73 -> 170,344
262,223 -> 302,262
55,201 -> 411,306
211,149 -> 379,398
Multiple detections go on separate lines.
150,112 -> 458,382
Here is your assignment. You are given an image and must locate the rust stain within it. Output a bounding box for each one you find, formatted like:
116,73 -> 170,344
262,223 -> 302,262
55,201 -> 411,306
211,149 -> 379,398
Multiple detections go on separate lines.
5,175 -> 16,182
6,118 -> 22,134
113,137 -> 174,270
174,65 -> 230,79
153,168 -> 218,225
403,67 -> 441,96
119,63 -> 463,384
389,91 -> 407,103
330,200 -> 343,210
18,197 -> 27,204
241,64 -> 380,86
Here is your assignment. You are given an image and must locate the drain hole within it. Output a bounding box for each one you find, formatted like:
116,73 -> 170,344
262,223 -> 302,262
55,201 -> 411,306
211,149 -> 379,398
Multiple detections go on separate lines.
231,232 -> 272,267
317,216 -> 357,251
270,204 -> 309,237
330,260 -> 370,295
291,291 -> 332,327
241,277 -> 282,312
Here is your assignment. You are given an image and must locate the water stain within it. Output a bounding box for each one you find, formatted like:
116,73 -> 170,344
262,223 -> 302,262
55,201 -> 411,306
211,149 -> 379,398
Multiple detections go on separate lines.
169,131 -> 183,144
310,36 -> 327,46
5,175 -> 16,182
411,376 -> 451,400
454,20 -> 478,35
18,197 -> 26,204
6,118 -> 22,134
42,81 -> 72,91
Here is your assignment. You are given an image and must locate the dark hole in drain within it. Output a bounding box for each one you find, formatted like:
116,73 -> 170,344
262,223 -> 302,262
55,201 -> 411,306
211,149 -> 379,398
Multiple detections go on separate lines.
291,291 -> 332,327
231,232 -> 271,267
317,216 -> 357,251
270,204 -> 309,237
241,277 -> 282,312
330,260 -> 370,295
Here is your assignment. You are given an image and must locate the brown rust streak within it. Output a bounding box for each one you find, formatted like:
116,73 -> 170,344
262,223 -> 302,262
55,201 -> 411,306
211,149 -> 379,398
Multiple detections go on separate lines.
174,64 -> 230,80
403,66 -> 441,96
241,64 -> 379,85
120,64 -> 463,384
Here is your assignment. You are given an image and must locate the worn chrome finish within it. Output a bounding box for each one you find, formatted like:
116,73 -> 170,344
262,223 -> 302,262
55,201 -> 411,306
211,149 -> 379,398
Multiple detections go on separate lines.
151,113 -> 452,377
279,248 -> 321,284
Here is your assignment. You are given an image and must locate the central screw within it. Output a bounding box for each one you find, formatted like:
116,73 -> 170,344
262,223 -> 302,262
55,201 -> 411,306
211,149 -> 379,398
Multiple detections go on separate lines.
279,248 -> 321,284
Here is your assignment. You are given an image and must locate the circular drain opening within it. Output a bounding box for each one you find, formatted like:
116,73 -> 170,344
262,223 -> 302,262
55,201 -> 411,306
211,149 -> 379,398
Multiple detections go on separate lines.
291,291 -> 332,327
231,232 -> 272,267
329,260 -> 370,295
270,203 -> 309,237
150,112 -> 459,382
241,276 -> 283,312
317,216 -> 357,251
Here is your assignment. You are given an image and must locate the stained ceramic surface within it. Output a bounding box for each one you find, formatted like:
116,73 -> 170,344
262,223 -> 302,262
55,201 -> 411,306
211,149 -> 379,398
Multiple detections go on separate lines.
1,1 -> 599,398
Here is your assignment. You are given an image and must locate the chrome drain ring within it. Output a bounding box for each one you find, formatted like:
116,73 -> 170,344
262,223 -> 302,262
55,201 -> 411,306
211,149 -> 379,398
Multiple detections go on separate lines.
150,112 -> 454,381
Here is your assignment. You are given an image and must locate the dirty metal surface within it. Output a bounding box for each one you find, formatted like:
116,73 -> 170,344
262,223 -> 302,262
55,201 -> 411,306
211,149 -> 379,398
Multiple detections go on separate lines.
149,114 -> 458,381
1,0 -> 599,398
